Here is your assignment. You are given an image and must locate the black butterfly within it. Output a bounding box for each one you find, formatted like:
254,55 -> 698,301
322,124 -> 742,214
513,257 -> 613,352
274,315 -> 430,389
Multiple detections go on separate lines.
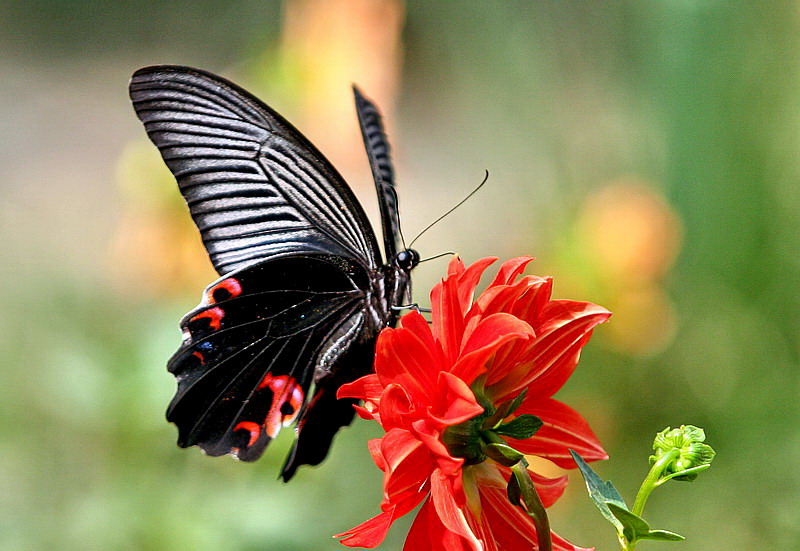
129,65 -> 418,480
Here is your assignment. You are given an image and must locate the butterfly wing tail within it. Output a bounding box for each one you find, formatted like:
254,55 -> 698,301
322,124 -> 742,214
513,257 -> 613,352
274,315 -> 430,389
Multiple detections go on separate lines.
280,338 -> 375,481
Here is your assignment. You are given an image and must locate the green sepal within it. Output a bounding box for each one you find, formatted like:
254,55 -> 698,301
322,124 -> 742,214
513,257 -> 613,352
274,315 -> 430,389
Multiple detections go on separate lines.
494,414 -> 542,440
642,530 -> 686,542
442,412 -> 488,465
505,389 -> 528,418
607,503 -> 685,543
507,471 -> 522,505
507,463 -> 537,510
482,389 -> 528,430
659,463 -> 711,484
570,450 -> 626,532
484,442 -> 524,467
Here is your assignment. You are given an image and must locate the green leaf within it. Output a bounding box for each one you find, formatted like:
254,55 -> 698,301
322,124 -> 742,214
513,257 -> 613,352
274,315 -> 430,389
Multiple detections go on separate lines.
484,442 -> 524,466
570,450 -> 626,532
494,414 -> 542,439
607,503 -> 685,544
607,502 -> 650,542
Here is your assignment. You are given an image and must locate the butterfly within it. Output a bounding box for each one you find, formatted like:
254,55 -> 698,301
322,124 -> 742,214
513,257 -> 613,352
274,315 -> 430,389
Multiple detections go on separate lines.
129,65 -> 419,480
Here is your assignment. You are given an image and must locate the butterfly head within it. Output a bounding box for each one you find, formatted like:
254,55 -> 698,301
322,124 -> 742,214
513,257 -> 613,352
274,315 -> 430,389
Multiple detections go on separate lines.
394,249 -> 420,272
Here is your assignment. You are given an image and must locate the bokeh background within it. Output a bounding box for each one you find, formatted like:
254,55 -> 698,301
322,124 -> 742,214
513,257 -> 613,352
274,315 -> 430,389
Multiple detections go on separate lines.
2,1 -> 799,549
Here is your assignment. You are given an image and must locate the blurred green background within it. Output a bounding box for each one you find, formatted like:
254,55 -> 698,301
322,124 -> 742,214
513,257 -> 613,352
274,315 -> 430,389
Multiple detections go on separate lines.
1,1 -> 798,549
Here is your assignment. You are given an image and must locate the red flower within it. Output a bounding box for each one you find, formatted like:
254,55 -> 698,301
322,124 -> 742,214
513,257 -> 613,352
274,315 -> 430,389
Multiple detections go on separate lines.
336,257 -> 611,550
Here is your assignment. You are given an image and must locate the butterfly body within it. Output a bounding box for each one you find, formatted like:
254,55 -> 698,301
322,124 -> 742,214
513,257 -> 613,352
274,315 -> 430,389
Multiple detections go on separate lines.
130,65 -> 417,479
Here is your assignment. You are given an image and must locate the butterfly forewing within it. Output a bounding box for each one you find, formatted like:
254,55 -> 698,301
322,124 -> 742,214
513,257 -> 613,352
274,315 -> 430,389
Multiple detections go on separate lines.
353,86 -> 401,260
129,66 -> 381,274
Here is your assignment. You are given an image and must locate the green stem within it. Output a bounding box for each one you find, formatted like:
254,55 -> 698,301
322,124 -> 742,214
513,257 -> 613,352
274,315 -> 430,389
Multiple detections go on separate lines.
511,462 -> 552,551
631,449 -> 680,517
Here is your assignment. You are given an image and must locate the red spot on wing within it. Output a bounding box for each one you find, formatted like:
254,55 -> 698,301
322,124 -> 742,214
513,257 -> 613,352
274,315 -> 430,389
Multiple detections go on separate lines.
206,277 -> 243,304
260,374 -> 305,438
192,351 -> 205,364
234,421 -> 262,447
190,306 -> 224,331
234,375 -> 306,449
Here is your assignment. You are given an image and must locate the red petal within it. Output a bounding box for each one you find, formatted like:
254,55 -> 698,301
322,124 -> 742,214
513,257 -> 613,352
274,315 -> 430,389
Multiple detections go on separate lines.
368,438 -> 386,471
378,428 -> 431,478
537,299 -> 610,335
430,469 -> 483,550
374,429 -> 434,508
446,255 -> 467,278
472,480 -> 591,550
374,319 -> 441,404
379,383 -> 415,431
489,304 -> 611,401
400,308 -> 442,358
510,397 -> 608,467
336,507 -> 397,548
508,276 -> 552,325
337,490 -> 430,548
403,499 -> 437,551
469,284 -> 524,324
461,313 -> 535,356
478,483 -> 538,549
428,371 -> 484,426
352,404 -> 376,421
412,419 -> 464,477
432,276 -> 467,364
404,498 -> 477,551
451,314 -> 534,384
455,257 -> 498,313
337,374 -> 382,401
488,256 -> 534,287
432,257 -> 497,364
485,464 -> 568,510
528,469 -> 568,509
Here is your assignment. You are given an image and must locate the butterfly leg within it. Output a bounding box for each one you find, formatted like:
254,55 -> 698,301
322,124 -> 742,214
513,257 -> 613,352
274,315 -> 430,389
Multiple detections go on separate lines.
391,303 -> 431,313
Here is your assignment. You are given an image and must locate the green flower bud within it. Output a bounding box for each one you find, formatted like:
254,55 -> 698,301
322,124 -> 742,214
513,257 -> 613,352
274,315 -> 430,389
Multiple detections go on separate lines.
650,425 -> 715,481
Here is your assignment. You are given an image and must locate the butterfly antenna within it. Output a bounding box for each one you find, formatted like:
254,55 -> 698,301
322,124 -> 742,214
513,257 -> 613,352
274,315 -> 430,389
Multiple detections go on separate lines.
419,251 -> 455,263
408,170 -> 489,249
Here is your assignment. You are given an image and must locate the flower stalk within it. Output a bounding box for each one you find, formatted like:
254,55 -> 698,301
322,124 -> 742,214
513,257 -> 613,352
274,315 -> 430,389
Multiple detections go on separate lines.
509,460 -> 553,551
631,449 -> 680,518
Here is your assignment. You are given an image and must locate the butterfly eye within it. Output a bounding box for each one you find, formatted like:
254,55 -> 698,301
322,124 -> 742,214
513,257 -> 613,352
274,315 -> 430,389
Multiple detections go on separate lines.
395,249 -> 420,271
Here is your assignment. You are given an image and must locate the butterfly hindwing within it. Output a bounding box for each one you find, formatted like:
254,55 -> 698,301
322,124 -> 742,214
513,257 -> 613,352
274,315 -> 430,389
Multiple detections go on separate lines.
129,65 -> 381,274
166,253 -> 373,463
